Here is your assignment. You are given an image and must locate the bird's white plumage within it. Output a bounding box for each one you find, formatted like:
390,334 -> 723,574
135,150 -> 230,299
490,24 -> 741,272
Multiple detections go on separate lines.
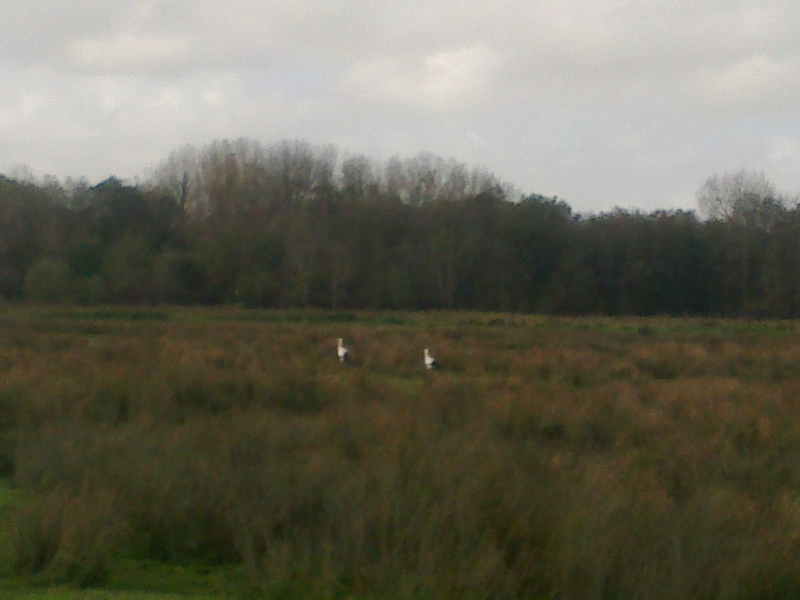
424,348 -> 436,370
337,338 -> 349,362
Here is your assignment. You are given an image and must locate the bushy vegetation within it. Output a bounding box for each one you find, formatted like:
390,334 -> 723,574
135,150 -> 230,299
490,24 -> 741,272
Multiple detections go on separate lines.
2,141 -> 799,317
3,308 -> 800,598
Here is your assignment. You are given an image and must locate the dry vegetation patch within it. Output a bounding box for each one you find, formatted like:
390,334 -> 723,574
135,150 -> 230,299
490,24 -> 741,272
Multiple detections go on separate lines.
3,308 -> 800,598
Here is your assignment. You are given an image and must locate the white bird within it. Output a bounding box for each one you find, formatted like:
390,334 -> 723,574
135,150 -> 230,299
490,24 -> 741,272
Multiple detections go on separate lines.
337,338 -> 349,362
424,348 -> 436,370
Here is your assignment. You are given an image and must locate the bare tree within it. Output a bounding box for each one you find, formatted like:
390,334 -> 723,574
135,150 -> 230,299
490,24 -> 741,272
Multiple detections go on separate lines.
697,169 -> 788,314
697,169 -> 784,229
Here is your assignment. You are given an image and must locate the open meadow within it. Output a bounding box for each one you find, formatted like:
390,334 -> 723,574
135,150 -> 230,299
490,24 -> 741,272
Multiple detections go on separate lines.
2,307 -> 800,598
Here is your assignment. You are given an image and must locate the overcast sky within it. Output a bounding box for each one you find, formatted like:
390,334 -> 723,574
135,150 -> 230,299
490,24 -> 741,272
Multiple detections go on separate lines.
2,1 -> 799,213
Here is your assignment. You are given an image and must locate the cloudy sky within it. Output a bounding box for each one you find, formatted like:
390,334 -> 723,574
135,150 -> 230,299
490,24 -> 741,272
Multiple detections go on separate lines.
2,1 -> 799,213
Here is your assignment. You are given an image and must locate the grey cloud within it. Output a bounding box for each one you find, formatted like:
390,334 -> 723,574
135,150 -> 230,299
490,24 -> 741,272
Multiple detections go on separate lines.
2,0 -> 800,212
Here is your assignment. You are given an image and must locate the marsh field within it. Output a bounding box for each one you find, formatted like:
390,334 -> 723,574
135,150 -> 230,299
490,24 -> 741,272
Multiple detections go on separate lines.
2,307 -> 800,599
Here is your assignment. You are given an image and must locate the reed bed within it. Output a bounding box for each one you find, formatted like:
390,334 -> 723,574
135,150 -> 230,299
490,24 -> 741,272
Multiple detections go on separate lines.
2,308 -> 800,598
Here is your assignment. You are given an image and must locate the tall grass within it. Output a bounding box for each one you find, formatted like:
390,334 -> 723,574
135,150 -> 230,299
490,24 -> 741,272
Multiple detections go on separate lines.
3,308 -> 800,597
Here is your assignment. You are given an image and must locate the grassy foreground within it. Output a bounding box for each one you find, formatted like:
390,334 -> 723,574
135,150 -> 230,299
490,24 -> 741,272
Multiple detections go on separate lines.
3,306 -> 800,598
0,591 -> 221,600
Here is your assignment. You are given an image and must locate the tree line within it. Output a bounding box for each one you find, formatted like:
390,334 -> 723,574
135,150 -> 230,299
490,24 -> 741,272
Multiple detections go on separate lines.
3,138 -> 799,317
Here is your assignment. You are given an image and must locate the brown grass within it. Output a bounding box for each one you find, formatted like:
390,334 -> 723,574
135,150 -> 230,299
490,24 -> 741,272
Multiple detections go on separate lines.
3,309 -> 800,597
